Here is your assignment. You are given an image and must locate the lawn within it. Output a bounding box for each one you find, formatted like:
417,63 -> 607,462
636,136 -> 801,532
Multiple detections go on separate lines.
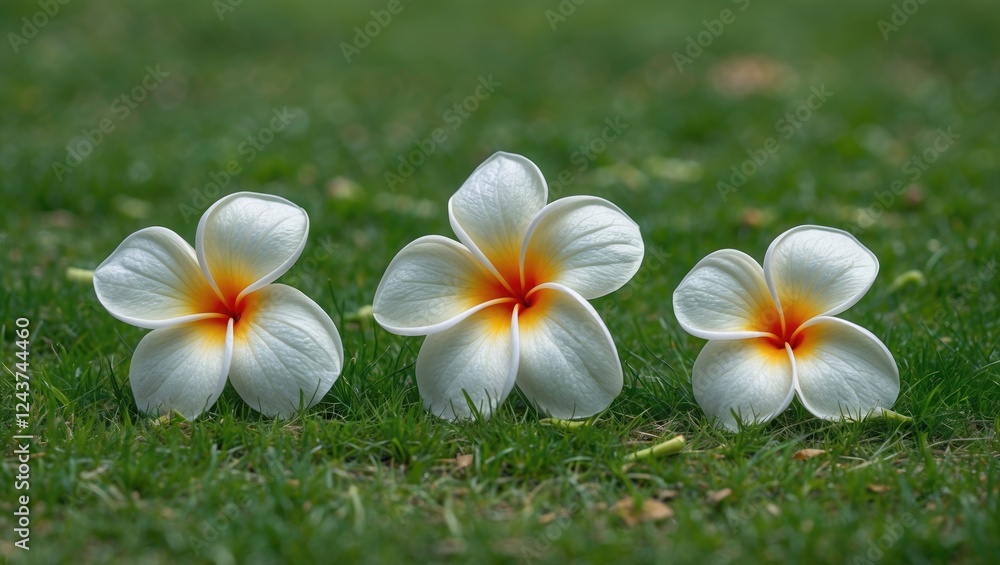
2,0 -> 998,563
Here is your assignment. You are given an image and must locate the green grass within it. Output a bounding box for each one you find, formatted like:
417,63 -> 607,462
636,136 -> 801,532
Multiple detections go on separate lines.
2,0 -> 998,562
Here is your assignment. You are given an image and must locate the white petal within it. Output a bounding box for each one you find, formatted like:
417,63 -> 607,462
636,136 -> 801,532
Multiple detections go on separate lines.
197,191 -> 309,303
791,316 -> 899,421
673,249 -> 778,340
514,283 -> 622,419
228,284 -> 344,418
763,225 -> 879,321
415,304 -> 518,420
520,196 -> 644,299
94,227 -> 222,329
448,152 -> 548,286
129,319 -> 232,419
373,235 -> 511,336
691,338 -> 796,431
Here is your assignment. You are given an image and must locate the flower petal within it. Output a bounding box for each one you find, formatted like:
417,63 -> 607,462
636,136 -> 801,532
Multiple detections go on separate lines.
128,318 -> 232,419
673,249 -> 778,340
94,227 -> 223,329
514,283 -> 622,419
520,196 -> 644,299
448,152 -> 548,286
373,235 -> 511,336
197,192 -> 309,304
415,304 -> 518,420
791,316 -> 899,421
691,338 -> 796,431
228,284 -> 344,418
763,225 -> 879,321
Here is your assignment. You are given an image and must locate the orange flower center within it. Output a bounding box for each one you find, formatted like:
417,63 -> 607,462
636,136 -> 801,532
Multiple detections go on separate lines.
192,274 -> 253,326
760,300 -> 809,351
471,249 -> 555,332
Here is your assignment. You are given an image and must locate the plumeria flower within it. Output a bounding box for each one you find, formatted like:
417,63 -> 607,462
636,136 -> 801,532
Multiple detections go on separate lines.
93,192 -> 343,420
373,152 -> 644,420
672,225 -> 899,430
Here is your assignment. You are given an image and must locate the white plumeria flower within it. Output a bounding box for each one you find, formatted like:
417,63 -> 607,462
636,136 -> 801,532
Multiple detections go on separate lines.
672,225 -> 899,430
373,152 -> 644,420
93,192 -> 344,420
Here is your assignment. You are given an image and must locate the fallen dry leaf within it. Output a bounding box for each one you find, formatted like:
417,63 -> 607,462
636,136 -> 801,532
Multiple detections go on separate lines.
707,488 -> 733,504
454,454 -> 473,470
793,449 -> 827,461
707,55 -> 797,98
655,489 -> 679,501
613,496 -> 674,527
741,208 -> 762,228
904,184 -> 925,207
538,510 -> 570,525
867,484 -> 891,494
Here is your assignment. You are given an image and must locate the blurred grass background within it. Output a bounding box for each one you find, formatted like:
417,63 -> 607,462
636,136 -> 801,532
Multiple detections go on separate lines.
1,0 -> 998,563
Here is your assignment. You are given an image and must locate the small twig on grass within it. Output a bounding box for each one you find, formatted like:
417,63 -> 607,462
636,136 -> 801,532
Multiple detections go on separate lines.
540,417 -> 596,430
624,435 -> 686,462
